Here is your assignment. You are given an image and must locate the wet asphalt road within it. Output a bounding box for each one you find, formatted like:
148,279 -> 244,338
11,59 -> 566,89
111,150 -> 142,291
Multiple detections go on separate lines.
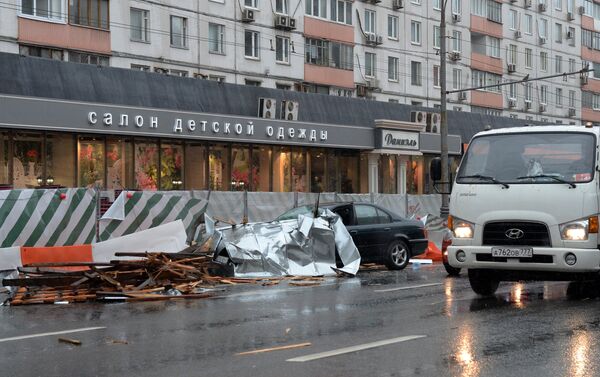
2,264 -> 600,377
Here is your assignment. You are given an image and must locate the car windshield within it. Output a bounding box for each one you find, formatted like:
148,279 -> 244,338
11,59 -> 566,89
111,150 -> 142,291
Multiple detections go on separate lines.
276,205 -> 315,221
457,132 -> 596,185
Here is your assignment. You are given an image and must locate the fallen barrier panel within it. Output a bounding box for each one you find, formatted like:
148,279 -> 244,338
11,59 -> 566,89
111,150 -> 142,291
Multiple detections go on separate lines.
0,188 -> 97,248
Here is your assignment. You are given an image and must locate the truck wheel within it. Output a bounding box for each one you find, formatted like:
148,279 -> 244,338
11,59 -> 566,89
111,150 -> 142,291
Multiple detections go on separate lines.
468,269 -> 499,296
443,261 -> 461,276
384,239 -> 410,270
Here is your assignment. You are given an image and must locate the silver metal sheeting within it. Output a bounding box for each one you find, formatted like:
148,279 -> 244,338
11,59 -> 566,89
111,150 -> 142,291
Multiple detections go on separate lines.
204,210 -> 361,277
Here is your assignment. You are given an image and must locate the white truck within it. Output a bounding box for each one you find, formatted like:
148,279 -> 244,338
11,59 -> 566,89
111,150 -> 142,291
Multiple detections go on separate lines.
446,124 -> 600,295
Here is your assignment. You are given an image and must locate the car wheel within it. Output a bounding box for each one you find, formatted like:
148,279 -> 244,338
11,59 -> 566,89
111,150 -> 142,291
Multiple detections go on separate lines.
384,239 -> 410,270
468,269 -> 499,296
443,261 -> 461,276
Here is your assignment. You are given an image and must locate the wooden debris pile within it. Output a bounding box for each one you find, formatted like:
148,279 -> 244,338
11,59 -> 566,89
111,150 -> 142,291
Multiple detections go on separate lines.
2,252 -> 329,306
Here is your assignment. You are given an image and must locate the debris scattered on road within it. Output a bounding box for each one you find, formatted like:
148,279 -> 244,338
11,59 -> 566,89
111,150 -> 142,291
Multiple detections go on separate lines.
58,337 -> 81,346
236,342 -> 312,356
107,338 -> 129,345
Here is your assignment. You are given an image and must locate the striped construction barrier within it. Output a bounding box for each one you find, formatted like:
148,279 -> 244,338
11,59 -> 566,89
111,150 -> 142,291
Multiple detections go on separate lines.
0,188 -> 97,248
0,220 -> 188,272
99,191 -> 208,242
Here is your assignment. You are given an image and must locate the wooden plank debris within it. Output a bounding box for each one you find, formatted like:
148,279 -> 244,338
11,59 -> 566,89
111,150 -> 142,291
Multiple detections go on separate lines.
58,337 -> 82,346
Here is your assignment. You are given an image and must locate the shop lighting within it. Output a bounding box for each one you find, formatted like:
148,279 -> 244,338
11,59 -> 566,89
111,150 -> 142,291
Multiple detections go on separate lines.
36,176 -> 43,185
46,176 -> 54,185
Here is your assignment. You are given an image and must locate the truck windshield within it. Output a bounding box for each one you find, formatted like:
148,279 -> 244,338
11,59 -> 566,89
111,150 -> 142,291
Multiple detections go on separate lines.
457,132 -> 596,185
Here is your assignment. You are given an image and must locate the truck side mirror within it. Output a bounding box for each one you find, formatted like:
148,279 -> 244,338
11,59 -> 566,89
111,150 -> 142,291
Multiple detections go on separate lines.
430,157 -> 442,181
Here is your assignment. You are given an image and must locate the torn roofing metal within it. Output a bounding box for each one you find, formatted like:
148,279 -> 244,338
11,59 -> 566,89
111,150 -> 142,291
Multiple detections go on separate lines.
203,210 -> 361,277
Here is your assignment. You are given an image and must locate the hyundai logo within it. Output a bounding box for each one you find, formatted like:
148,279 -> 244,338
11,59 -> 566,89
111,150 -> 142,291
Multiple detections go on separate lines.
505,228 -> 525,239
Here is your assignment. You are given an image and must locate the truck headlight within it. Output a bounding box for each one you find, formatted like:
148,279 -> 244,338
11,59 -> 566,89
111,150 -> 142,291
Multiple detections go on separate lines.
560,217 -> 598,240
452,218 -> 474,239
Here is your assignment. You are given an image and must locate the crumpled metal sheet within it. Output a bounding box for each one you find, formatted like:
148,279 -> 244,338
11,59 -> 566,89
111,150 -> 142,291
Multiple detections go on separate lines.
203,209 -> 361,277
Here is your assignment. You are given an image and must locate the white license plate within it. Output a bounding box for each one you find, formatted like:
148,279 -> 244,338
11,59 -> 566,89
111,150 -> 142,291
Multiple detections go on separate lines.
491,247 -> 533,258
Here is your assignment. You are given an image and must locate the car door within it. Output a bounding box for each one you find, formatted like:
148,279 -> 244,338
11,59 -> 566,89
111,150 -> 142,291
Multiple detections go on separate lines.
351,204 -> 385,258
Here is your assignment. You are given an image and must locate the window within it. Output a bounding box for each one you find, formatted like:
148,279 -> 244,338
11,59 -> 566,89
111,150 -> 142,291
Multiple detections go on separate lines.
69,0 -> 109,29
305,38 -> 353,70
568,27 -> 575,46
388,56 -> 398,81
355,205 -> 379,225
411,61 -> 422,86
130,8 -> 149,42
209,75 -> 226,83
276,0 -> 287,13
411,21 -> 421,44
452,30 -> 462,52
19,45 -> 63,60
525,83 -> 533,101
509,9 -> 517,30
541,85 -> 548,104
245,79 -> 261,86
276,83 -> 291,90
508,44 -> 517,65
245,0 -> 258,8
365,52 -> 376,77
471,0 -> 485,16
555,23 -> 562,43
411,0 -> 421,4
170,16 -> 187,48
569,58 -> 576,73
330,0 -> 352,25
452,68 -> 462,89
487,36 -> 500,58
540,19 -> 548,38
131,64 -> 150,71
208,23 -> 224,54
245,30 -> 259,59
472,70 -> 502,93
555,55 -> 562,73
582,29 -> 600,51
569,90 -> 575,107
556,88 -> 563,106
554,0 -> 561,10
509,82 -> 517,99
68,51 -> 109,66
433,25 -> 441,49
525,48 -> 532,68
388,15 -> 398,39
21,0 -> 63,20
594,94 -> 600,110
434,0 -> 441,10
306,0 -> 327,18
433,65 -> 440,87
276,36 -> 289,63
487,1 -> 501,23
452,0 -> 462,14
540,51 -> 548,71
365,10 -> 375,34
525,14 -> 532,35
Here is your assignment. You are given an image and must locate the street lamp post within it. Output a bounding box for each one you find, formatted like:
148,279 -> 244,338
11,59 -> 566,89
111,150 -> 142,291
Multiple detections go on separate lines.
440,0 -> 449,218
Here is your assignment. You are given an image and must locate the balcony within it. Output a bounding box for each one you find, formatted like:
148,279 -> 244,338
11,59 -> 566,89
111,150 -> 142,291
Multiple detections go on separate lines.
471,90 -> 503,109
470,52 -> 503,75
304,64 -> 354,88
582,47 -> 600,64
470,15 -> 503,38
304,17 -> 354,44
582,108 -> 600,123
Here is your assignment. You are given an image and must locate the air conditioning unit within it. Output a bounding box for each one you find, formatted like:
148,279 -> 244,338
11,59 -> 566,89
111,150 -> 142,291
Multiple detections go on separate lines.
356,84 -> 368,97
241,9 -> 255,22
567,11 -> 575,21
578,5 -> 585,15
568,107 -> 576,117
281,100 -> 299,121
581,75 -> 589,85
376,35 -> 383,45
366,79 -> 380,89
515,30 -> 522,38
508,63 -> 517,73
524,0 -> 532,7
392,0 -> 404,9
539,103 -> 547,112
539,3 -> 547,12
449,52 -> 461,61
452,14 -> 461,23
427,113 -> 440,133
458,92 -> 467,101
508,98 -> 517,107
525,100 -> 532,110
539,36 -> 547,45
258,98 -> 276,119
366,33 -> 377,44
410,111 -> 428,125
274,15 -> 290,29
289,18 -> 297,29
566,30 -> 574,39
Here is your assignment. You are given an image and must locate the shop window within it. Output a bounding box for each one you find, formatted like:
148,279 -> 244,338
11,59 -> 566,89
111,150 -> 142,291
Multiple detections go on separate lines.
310,149 -> 326,193
0,132 -> 8,185
339,152 -> 358,193
326,151 -> 337,192
379,155 -> 397,194
12,133 -> 43,188
209,143 -> 229,191
407,156 -> 423,194
46,134 -> 75,188
292,149 -> 307,192
185,143 -> 206,190
273,147 -> 291,192
160,142 -> 183,190
251,145 -> 271,191
231,145 -> 251,191
78,137 -> 105,188
106,138 -> 133,190
359,153 -> 369,193
134,141 -> 158,190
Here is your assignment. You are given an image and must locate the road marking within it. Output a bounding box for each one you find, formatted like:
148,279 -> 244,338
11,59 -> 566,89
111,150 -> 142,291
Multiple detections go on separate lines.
223,282 -> 339,299
287,335 -> 426,362
0,327 -> 106,343
237,342 -> 312,356
374,282 -> 442,293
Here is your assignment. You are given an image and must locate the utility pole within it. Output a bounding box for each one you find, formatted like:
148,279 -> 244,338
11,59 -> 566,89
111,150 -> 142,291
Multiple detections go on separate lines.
439,0 -> 449,219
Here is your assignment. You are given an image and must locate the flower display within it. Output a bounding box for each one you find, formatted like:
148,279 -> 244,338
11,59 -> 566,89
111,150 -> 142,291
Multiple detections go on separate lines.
135,144 -> 158,190
78,142 -> 104,187
160,145 -> 183,190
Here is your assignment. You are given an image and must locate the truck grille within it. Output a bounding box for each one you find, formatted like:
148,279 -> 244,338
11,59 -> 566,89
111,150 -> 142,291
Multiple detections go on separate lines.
482,221 -> 551,247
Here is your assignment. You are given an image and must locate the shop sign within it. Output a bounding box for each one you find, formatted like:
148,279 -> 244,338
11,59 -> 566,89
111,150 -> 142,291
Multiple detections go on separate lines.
381,130 -> 419,151
87,111 -> 329,142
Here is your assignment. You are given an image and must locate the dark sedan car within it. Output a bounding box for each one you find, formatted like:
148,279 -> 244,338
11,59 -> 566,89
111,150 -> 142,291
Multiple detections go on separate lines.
277,202 -> 428,270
